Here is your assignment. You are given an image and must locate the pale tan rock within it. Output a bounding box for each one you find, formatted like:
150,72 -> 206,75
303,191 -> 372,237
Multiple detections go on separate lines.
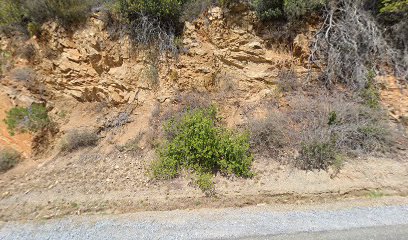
62,49 -> 82,63
293,34 -> 310,63
58,58 -> 81,73
59,39 -> 76,49
65,89 -> 83,99
1,6 -> 313,106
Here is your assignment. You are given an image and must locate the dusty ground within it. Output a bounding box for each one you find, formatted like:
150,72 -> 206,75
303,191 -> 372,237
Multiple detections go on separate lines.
1,96 -> 407,222
0,92 -> 32,156
1,141 -> 407,221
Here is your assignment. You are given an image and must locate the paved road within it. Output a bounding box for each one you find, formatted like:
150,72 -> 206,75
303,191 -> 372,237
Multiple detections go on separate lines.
244,224 -> 408,240
1,205 -> 408,239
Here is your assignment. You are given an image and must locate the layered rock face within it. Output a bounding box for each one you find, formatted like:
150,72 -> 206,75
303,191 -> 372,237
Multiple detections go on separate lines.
1,5 -> 313,107
0,4 -> 406,141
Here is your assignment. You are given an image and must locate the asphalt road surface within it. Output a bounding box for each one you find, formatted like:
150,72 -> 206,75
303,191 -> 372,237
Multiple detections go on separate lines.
244,224 -> 408,240
1,204 -> 408,239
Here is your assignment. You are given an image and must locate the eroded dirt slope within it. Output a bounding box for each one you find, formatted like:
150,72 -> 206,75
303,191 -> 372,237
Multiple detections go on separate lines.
0,4 -> 407,221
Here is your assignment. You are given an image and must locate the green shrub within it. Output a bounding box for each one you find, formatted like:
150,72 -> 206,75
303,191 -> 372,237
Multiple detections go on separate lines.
380,0 -> 408,13
24,0 -> 96,26
360,71 -> 380,109
4,103 -> 50,136
0,0 -> 24,27
218,0 -> 239,7
113,0 -> 190,55
283,0 -> 325,19
1,0 -> 96,30
252,0 -> 285,21
0,148 -> 22,172
153,106 -> 254,182
115,0 -> 187,23
195,172 -> 215,196
61,129 -> 99,152
252,0 -> 325,21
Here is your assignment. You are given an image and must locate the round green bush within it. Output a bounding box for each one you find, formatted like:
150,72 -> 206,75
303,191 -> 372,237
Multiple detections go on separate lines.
152,106 -> 254,180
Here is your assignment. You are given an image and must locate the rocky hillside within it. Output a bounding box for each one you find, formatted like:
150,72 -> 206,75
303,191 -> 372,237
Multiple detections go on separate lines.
1,2 -> 407,151
0,4 -> 313,150
0,0 -> 407,220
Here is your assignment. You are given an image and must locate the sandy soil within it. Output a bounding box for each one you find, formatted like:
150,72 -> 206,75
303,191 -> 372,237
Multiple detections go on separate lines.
1,143 -> 407,221
1,98 -> 407,222
0,92 -> 32,156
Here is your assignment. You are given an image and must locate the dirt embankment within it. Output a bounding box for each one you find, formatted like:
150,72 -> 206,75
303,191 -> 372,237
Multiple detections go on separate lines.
0,93 -> 32,156
0,99 -> 407,221
0,5 -> 407,221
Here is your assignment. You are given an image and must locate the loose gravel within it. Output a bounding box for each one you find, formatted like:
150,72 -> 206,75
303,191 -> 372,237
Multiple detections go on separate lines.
1,204 -> 408,239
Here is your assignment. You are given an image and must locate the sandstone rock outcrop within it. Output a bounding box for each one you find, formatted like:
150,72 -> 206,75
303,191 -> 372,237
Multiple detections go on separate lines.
1,4 -> 406,129
1,6 -> 312,106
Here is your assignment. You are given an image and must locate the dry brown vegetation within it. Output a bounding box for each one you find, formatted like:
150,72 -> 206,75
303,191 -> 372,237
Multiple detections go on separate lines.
249,88 -> 396,171
0,148 -> 22,172
60,129 -> 100,153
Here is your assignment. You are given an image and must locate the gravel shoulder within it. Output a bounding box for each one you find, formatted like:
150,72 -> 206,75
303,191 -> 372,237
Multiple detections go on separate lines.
1,197 -> 408,240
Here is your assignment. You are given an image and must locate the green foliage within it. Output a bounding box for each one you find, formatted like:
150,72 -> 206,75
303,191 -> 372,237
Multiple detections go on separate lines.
218,0 -> 239,7
0,0 -> 96,30
327,111 -> 338,126
283,0 -> 325,19
368,190 -> 384,198
380,0 -> 408,13
24,0 -> 96,26
252,0 -> 285,21
27,22 -> 41,37
252,0 -> 325,21
360,71 -> 380,109
0,0 -> 24,27
4,103 -> 50,136
195,172 -> 215,196
153,106 -> 254,182
115,0 -> 188,23
0,148 -> 22,172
